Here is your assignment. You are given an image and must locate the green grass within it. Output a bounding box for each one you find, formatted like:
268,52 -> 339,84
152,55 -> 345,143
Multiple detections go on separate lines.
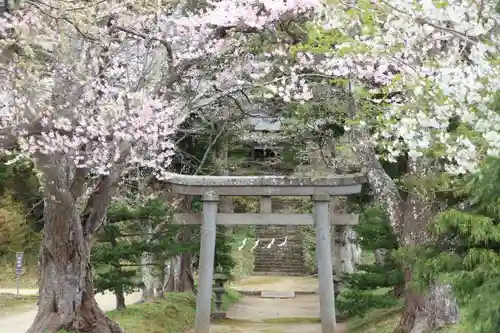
106,289 -> 240,333
107,293 -> 197,333
345,302 -> 464,333
55,289 -> 240,333
436,324 -> 465,333
0,293 -> 38,314
0,253 -> 39,289
347,305 -> 403,333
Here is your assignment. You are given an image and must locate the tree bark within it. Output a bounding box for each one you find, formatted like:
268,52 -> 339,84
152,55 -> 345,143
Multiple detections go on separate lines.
347,100 -> 458,333
140,251 -> 156,301
330,197 -> 358,273
165,196 -> 195,293
115,288 -> 126,310
27,199 -> 123,333
333,225 -> 357,273
165,255 -> 179,292
165,252 -> 195,292
374,248 -> 389,265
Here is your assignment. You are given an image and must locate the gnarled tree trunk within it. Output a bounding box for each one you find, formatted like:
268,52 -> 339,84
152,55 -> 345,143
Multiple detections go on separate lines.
165,195 -> 195,293
165,251 -> 195,293
27,198 -> 123,333
395,177 -> 459,333
374,248 -> 389,265
348,99 -> 458,333
141,252 -> 156,301
333,225 -> 357,273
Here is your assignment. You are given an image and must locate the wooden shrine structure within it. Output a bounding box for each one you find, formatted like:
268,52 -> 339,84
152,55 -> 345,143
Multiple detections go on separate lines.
168,173 -> 367,333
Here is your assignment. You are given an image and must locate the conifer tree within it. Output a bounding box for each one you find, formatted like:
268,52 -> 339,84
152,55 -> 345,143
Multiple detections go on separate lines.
337,204 -> 403,318
413,157 -> 500,333
190,197 -> 236,279
92,197 -> 195,309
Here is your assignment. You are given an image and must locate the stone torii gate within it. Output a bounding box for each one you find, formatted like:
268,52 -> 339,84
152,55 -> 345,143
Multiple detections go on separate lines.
168,173 -> 367,333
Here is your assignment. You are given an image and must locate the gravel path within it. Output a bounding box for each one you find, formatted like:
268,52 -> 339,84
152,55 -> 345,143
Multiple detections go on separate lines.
0,289 -> 142,333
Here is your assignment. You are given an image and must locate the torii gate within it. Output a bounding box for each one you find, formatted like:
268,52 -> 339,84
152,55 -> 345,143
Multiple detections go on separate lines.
168,173 -> 367,333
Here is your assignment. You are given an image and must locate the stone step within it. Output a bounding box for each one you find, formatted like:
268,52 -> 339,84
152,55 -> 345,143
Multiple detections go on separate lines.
254,265 -> 305,269
254,262 -> 305,267
253,266 -> 305,273
253,245 -> 303,248
254,249 -> 304,258
255,263 -> 304,266
254,263 -> 305,268
254,257 -> 304,261
253,247 -> 303,250
256,225 -> 300,228
254,255 -> 304,259
255,231 -> 300,235
253,254 -> 303,259
261,291 -> 296,298
252,271 -> 305,276
255,231 -> 303,236
253,245 -> 303,249
253,268 -> 305,272
253,249 -> 303,253
254,258 -> 304,264
253,266 -> 304,272
254,259 -> 304,263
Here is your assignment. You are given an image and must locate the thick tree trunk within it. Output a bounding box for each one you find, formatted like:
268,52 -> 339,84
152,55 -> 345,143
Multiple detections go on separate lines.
395,169 -> 459,333
27,202 -> 123,333
115,288 -> 126,310
374,248 -> 389,265
351,240 -> 362,267
397,270 -> 459,333
165,255 -> 180,292
140,219 -> 157,301
158,260 -> 169,298
141,252 -> 156,301
333,225 -> 357,273
165,253 -> 195,292
330,198 -> 358,273
165,220 -> 195,293
347,105 -> 458,333
164,195 -> 195,293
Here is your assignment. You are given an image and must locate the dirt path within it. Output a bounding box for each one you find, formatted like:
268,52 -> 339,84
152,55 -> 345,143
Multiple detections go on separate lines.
230,275 -> 319,293
211,276 -> 347,333
0,290 -> 142,333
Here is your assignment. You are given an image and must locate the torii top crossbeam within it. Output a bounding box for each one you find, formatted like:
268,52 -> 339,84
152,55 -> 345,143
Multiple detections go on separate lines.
166,172 -> 367,196
164,172 -> 368,333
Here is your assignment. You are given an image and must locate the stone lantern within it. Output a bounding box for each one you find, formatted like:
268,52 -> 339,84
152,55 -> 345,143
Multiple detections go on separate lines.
211,265 -> 228,320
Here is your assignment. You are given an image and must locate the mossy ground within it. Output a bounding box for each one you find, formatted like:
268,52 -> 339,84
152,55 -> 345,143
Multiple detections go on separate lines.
56,290 -> 240,333
0,293 -> 38,314
347,305 -> 403,333
346,305 -> 464,333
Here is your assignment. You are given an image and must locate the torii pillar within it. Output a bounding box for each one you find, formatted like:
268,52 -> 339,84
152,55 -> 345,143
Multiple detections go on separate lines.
167,173 -> 367,333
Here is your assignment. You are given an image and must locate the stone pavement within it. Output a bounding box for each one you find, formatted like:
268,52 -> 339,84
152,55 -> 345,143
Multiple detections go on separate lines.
210,276 -> 347,333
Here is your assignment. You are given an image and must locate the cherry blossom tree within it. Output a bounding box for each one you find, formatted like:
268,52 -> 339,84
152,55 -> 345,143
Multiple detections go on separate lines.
3,0 -> 497,332
0,1 -> 321,332
0,3 -> 186,332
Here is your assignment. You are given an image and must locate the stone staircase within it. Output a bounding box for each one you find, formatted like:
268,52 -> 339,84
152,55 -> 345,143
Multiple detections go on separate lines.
253,225 -> 305,276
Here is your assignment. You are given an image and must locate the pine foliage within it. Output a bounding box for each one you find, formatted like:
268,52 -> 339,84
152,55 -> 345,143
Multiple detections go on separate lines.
413,157 -> 500,333
337,205 -> 403,318
92,198 -> 195,298
190,197 -> 236,278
